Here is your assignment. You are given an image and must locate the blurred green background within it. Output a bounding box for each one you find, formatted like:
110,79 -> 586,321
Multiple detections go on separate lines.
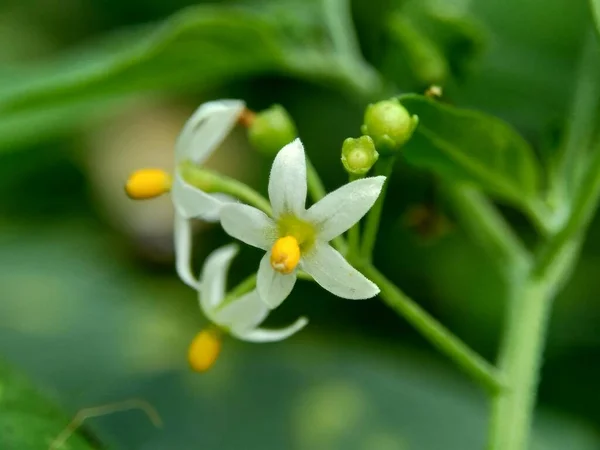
1,0 -> 599,448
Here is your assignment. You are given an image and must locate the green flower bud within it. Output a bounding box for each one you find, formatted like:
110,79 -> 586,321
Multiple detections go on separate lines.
341,136 -> 379,176
248,104 -> 298,156
361,98 -> 418,155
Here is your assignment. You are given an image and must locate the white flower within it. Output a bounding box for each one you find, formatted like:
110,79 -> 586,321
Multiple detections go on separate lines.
199,244 -> 308,342
220,138 -> 384,308
171,100 -> 245,288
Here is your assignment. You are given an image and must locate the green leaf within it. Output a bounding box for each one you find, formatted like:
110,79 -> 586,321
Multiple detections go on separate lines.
0,359 -> 98,450
591,0 -> 600,35
399,94 -> 542,209
0,2 -> 379,152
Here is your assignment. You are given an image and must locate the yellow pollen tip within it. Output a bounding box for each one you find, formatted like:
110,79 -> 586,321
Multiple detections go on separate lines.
125,168 -> 172,200
270,236 -> 301,274
187,329 -> 222,373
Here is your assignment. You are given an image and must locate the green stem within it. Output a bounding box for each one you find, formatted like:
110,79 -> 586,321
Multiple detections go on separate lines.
360,156 -> 395,261
536,142 -> 600,276
347,174 -> 363,258
553,32 -> 600,196
357,260 -> 504,393
180,164 -> 273,217
219,271 -> 315,312
219,274 -> 257,311
306,157 -> 327,202
446,185 -> 531,275
306,157 -> 348,254
323,0 -> 361,59
487,123 -> 600,450
487,240 -> 579,450
487,276 -> 552,450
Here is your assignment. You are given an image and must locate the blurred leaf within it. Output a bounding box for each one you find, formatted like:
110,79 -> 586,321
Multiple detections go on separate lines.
399,94 -> 542,209
87,341 -> 600,450
0,359 -> 98,450
0,2 -> 379,152
590,0 -> 600,36
383,14 -> 449,86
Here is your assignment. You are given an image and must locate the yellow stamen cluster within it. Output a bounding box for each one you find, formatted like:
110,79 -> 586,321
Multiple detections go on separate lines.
270,236 -> 301,274
187,329 -> 222,373
125,169 -> 172,200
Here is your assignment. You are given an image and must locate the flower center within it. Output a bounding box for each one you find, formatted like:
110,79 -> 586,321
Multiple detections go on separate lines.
270,236 -> 301,274
125,168 -> 172,200
187,328 -> 221,372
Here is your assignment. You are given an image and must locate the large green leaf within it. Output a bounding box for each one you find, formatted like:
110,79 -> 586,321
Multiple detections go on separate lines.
0,359 -> 98,450
399,94 -> 542,209
0,1 -> 379,152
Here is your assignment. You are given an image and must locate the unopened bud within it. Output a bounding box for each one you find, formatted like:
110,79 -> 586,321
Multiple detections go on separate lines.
248,104 -> 298,156
188,329 -> 222,373
125,169 -> 171,200
341,136 -> 379,176
361,99 -> 418,155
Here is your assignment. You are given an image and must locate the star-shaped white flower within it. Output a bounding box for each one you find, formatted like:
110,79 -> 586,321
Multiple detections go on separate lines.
171,100 -> 245,288
220,139 -> 384,308
199,244 -> 308,341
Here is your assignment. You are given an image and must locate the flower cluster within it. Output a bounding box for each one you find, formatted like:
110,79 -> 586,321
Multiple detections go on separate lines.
125,99 -> 400,371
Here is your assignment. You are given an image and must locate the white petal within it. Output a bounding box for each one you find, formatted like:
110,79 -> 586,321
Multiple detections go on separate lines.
301,242 -> 379,299
172,174 -> 223,221
305,176 -> 386,241
174,213 -> 198,289
257,251 -> 297,308
268,139 -> 307,217
214,290 -> 269,331
232,317 -> 309,342
198,244 -> 239,315
220,204 -> 277,250
175,99 -> 245,164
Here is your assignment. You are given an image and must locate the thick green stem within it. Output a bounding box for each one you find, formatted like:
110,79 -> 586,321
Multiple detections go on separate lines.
487,276 -> 551,450
181,164 -> 272,217
357,260 -> 504,393
486,131 -> 600,450
360,156 -> 395,260
487,240 -> 579,450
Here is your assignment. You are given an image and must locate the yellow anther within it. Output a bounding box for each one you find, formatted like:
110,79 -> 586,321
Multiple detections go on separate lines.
125,168 -> 172,200
187,329 -> 221,373
270,236 -> 301,274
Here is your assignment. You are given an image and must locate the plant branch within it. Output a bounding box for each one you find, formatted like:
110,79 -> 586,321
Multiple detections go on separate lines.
446,185 -> 531,275
357,260 -> 504,393
360,156 -> 395,260
181,164 -> 272,217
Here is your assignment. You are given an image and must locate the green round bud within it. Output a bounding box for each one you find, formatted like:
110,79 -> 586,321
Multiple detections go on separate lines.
248,104 -> 298,156
361,98 -> 418,155
341,136 -> 379,176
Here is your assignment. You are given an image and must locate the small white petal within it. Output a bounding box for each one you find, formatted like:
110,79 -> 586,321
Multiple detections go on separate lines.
174,214 -> 198,289
232,316 -> 309,342
172,174 -> 224,221
198,244 -> 239,315
214,290 -> 269,331
268,139 -> 307,218
220,204 -> 277,250
301,242 -> 379,299
176,99 -> 245,164
257,251 -> 297,308
306,176 -> 386,241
